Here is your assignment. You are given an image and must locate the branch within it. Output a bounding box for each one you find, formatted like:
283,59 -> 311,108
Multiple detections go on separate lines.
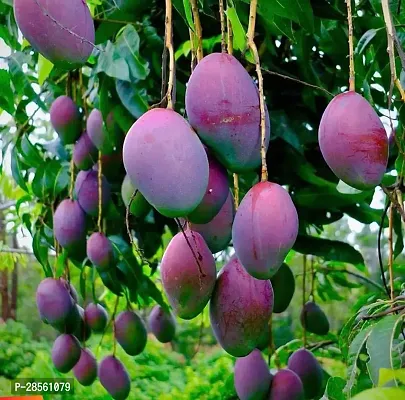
302,255 -> 307,347
307,340 -> 336,351
381,185 -> 405,222
378,202 -> 391,297
0,248 -> 34,255
190,0 -> 203,62
165,0 -> 175,109
219,0 -> 226,53
346,0 -> 355,91
362,304 -> 405,320
261,68 -> 334,97
0,202 -> 17,212
246,0 -> 268,182
388,205 -> 395,301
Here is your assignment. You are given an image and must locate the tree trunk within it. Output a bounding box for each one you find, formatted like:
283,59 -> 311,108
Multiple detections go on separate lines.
9,233 -> 18,320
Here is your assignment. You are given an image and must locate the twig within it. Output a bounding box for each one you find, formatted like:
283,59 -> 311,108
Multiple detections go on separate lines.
97,152 -> 103,233
33,0 -> 101,53
381,185 -> 405,222
302,255 -> 307,347
112,296 -> 120,356
382,0 -> 405,102
346,0 -> 355,91
362,304 -> 405,320
69,158 -> 75,200
219,0 -> 226,53
246,0 -> 268,182
165,0 -> 175,109
378,202 -> 392,298
261,68 -> 334,97
319,267 -> 385,292
307,340 -> 336,351
227,15 -> 233,55
388,205 -> 395,301
233,173 -> 239,210
310,256 -> 315,299
189,29 -> 197,72
190,0 -> 203,62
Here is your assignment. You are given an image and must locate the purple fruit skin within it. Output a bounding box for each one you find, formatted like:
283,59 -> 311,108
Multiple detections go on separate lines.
99,356 -> 131,400
114,311 -> 147,356
271,263 -> 295,313
87,233 -> 114,271
73,131 -> 98,171
234,349 -> 272,400
319,91 -> 388,190
85,303 -> 108,333
87,109 -> 119,154
53,199 -> 86,252
232,181 -> 299,280
268,369 -> 304,400
161,230 -> 216,319
188,151 -> 229,224
148,305 -> 176,343
123,108 -> 209,218
75,169 -> 111,216
209,256 -> 273,357
14,0 -> 94,69
185,53 -> 270,173
190,190 -> 235,253
51,334 -> 81,373
50,96 -> 81,144
73,348 -> 98,386
121,175 -> 151,218
300,301 -> 330,336
36,278 -> 74,325
288,348 -> 323,399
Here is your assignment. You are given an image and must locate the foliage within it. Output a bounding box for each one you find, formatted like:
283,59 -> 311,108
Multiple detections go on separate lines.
0,0 -> 405,399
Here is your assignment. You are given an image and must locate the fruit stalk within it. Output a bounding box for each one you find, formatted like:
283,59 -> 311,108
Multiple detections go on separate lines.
112,296 -> 120,357
346,0 -> 355,91
246,0 -> 268,182
69,158 -> 75,199
189,29 -> 197,72
388,204 -> 395,301
310,256 -> 315,299
165,0 -> 175,109
97,151 -> 103,233
219,0 -> 226,53
381,0 -> 405,102
227,15 -> 233,55
190,0 -> 203,61
233,173 -> 239,210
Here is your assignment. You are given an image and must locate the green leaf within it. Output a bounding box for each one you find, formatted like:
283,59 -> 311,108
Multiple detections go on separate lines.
351,388 -> 405,400
11,144 -> 28,192
336,180 -> 363,195
322,377 -> 346,400
356,29 -> 378,54
80,266 -> 87,302
379,369 -> 405,387
139,276 -> 169,313
32,160 -> 69,200
116,80 -> 148,119
99,269 -> 123,296
225,4 -> 247,52
345,326 -> 373,396
115,25 -> 150,81
0,69 -> 14,114
97,41 -> 130,81
366,314 -> 404,387
37,54 -> 54,85
20,135 -> 43,168
112,104 -> 135,133
183,0 -> 195,31
33,228 -> 52,278
393,212 -> 404,259
294,235 -> 365,266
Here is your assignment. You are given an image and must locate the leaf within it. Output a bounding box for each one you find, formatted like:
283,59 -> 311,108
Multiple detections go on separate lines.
32,228 -> 52,277
379,369 -> 405,387
366,314 -> 404,387
115,25 -> 149,81
393,212 -> 404,259
225,4 -> 247,52
112,104 -> 135,133
139,276 -> 169,313
15,194 -> 31,216
344,326 -> 373,396
116,80 -> 148,119
37,54 -> 54,85
0,69 -> 14,114
183,0 -> 195,31
351,388 -> 405,400
32,160 -> 69,200
96,41 -> 130,81
20,135 -> 43,168
99,270 -> 123,296
11,144 -> 28,192
321,377 -> 346,400
336,180 -> 363,195
356,29 -> 378,54
80,267 -> 87,302
294,235 -> 365,266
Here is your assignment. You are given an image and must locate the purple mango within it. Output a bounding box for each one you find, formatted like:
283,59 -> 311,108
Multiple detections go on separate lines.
268,369 -> 304,400
50,96 -> 81,144
51,334 -> 81,373
99,355 -> 131,400
73,348 -> 98,386
148,305 -> 176,343
87,233 -> 114,271
73,131 -> 98,171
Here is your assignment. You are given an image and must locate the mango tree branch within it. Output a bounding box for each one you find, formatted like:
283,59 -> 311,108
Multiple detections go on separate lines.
346,0 -> 355,91
165,0 -> 175,109
190,0 -> 203,62
246,0 -> 268,182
